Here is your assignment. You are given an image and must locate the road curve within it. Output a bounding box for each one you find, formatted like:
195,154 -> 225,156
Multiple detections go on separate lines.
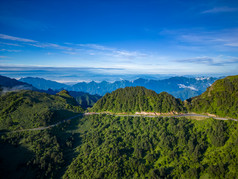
1,113 -> 237,134
0,114 -> 83,134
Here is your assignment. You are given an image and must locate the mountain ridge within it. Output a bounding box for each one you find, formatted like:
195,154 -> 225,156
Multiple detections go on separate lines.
0,90 -> 83,131
0,75 -> 101,109
1,75 -> 238,179
19,76 -> 218,100
186,75 -> 238,118
0,75 -> 36,94
91,86 -> 185,113
91,75 -> 238,119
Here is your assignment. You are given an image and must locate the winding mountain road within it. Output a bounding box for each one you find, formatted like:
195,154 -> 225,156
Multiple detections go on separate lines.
0,114 -> 83,134
1,113 -> 237,134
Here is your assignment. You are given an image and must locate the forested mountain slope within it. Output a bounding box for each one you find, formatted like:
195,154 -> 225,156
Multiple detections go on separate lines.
2,114 -> 238,178
17,76 -> 101,108
91,86 -> 184,113
1,76 -> 238,178
64,115 -> 238,179
0,90 -> 83,131
91,75 -> 238,119
38,89 -> 101,109
68,91 -> 101,109
186,75 -> 238,118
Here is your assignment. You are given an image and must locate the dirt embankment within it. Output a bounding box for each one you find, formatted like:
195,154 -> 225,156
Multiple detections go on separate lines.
85,111 -> 182,116
135,111 -> 180,116
206,113 -> 217,117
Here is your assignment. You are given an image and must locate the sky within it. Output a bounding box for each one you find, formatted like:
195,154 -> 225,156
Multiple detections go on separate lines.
0,0 -> 238,82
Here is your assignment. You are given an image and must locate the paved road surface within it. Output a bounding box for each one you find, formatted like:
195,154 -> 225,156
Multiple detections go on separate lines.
0,114 -> 83,134
85,112 -> 238,121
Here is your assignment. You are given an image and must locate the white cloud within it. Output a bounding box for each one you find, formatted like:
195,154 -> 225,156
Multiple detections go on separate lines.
224,43 -> 238,47
78,44 -> 115,51
0,49 -> 21,52
161,28 -> 238,46
173,28 -> 238,52
179,57 -> 214,64
0,34 -> 37,42
78,43 -> 147,58
178,84 -> 198,91
202,7 -> 238,14
177,56 -> 238,66
63,51 -> 77,55
28,42 -> 73,51
112,50 -> 147,58
0,34 -> 148,60
0,42 -> 22,46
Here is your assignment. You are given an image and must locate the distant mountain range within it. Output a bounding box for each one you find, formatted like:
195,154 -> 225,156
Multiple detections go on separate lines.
0,75 -> 101,108
19,76 -> 218,100
0,75 -> 36,94
19,77 -> 68,90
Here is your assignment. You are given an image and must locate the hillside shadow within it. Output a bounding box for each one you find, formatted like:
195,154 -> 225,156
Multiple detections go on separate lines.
51,110 -> 81,124
0,129 -> 10,135
0,140 -> 35,179
50,114 -> 84,178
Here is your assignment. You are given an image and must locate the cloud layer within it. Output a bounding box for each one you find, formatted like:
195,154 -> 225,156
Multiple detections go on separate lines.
0,30 -> 237,77
0,33 -> 148,60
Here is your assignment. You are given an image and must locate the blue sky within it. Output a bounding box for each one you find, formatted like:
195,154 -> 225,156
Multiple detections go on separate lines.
0,0 -> 238,82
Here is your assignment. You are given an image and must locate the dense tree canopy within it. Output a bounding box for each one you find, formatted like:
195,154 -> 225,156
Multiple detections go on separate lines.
0,90 -> 83,131
64,115 -> 238,179
1,76 -> 238,178
186,75 -> 238,118
91,87 -> 184,113
2,114 -> 238,178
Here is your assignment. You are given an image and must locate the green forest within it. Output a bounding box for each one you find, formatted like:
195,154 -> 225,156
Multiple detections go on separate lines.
0,130 -> 65,178
1,114 -> 238,178
91,87 -> 184,113
187,75 -> 238,118
0,75 -> 238,178
91,76 -> 238,119
64,115 -> 238,179
0,90 -> 83,131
